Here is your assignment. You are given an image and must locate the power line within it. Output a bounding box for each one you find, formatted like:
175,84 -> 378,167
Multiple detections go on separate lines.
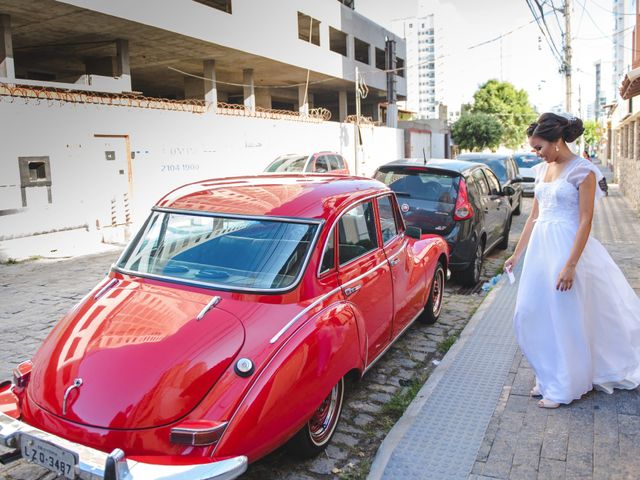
574,24 -> 634,41
532,0 -> 565,62
584,0 -> 636,15
525,0 -> 564,65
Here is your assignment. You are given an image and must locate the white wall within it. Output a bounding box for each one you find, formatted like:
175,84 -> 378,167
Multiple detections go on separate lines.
0,101 -> 403,239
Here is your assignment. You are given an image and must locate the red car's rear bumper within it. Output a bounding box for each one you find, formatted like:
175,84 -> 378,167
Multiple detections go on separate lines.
0,412 -> 247,480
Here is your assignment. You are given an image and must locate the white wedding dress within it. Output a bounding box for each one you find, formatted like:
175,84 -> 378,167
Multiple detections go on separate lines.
513,156 -> 640,404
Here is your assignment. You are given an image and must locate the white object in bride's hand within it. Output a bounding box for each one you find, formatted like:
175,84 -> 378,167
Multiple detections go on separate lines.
506,266 -> 516,284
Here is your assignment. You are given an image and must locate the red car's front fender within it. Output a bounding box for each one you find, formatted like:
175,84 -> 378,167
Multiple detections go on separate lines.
213,301 -> 363,462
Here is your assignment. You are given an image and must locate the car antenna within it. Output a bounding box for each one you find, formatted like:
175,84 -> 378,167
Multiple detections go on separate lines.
422,148 -> 427,165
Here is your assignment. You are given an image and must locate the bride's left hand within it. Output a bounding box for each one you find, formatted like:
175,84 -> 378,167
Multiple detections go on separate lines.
556,265 -> 576,291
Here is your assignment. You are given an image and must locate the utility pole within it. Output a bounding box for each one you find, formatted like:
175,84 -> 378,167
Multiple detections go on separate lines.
564,0 -> 572,112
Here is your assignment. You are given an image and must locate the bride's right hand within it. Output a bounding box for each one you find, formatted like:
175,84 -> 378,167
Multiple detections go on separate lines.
504,255 -> 519,273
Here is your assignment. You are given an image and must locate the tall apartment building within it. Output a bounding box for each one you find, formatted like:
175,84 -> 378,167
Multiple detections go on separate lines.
612,0 -> 635,97
392,15 -> 438,118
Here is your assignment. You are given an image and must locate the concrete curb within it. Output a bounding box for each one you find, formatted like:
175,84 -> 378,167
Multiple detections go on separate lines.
368,278 -> 511,480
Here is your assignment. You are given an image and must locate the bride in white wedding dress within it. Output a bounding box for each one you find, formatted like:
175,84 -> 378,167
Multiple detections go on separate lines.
505,112 -> 640,408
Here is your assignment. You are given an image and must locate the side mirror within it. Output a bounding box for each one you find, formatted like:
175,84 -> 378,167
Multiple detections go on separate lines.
502,185 -> 516,196
405,226 -> 422,239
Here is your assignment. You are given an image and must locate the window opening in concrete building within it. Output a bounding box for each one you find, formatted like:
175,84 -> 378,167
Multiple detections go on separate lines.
18,156 -> 52,207
397,58 -> 405,78
338,0 -> 355,9
354,38 -> 370,64
298,12 -> 320,46
375,47 -> 385,70
193,0 -> 232,13
330,27 -> 347,56
28,162 -> 47,181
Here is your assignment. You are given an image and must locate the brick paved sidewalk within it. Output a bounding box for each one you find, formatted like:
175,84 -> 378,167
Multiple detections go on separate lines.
370,184 -> 640,480
472,185 -> 640,480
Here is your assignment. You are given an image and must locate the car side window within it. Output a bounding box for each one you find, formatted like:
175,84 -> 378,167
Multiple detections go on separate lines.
315,156 -> 329,173
335,155 -> 346,170
338,201 -> 379,265
484,169 -> 501,194
472,169 -> 490,195
376,195 -> 399,244
319,227 -> 336,274
327,155 -> 340,171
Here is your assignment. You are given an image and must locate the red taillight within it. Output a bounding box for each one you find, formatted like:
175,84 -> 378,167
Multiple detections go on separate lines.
170,420 -> 228,446
453,178 -> 474,221
12,360 -> 32,388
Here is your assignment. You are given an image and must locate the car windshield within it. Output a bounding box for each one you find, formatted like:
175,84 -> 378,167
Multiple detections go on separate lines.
513,153 -> 541,168
265,155 -> 308,172
374,169 -> 459,204
117,211 -> 319,291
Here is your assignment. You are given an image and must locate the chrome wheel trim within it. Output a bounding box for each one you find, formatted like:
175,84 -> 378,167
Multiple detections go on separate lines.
474,244 -> 483,281
431,267 -> 444,317
308,378 -> 344,447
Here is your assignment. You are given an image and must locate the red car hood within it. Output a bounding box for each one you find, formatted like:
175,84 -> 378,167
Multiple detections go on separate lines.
28,279 -> 245,429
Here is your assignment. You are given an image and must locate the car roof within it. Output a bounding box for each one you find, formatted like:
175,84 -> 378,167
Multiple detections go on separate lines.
377,158 -> 485,175
456,153 -> 510,161
155,174 -> 387,220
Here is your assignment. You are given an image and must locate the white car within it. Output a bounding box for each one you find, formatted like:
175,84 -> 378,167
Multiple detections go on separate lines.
513,152 -> 542,196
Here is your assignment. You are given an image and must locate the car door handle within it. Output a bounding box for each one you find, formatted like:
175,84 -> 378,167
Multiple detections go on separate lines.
343,285 -> 362,296
390,257 -> 400,266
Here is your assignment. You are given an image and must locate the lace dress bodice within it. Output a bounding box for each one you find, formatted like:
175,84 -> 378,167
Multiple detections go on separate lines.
533,157 -> 604,226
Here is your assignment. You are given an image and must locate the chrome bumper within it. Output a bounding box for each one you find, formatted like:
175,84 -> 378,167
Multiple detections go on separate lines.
0,413 -> 247,480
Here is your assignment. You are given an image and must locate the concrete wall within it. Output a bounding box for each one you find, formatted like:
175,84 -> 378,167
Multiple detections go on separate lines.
60,0 -> 406,95
614,112 -> 640,212
0,100 -> 403,239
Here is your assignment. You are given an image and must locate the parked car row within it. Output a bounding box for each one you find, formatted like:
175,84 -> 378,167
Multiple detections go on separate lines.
0,150 -> 530,480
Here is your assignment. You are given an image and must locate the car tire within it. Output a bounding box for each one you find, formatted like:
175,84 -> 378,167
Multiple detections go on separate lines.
514,199 -> 521,216
287,377 -> 345,458
497,215 -> 512,250
419,261 -> 445,325
457,239 -> 484,286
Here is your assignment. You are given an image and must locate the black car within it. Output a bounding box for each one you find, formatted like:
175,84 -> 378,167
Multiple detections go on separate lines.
373,159 -> 514,286
456,153 -> 524,215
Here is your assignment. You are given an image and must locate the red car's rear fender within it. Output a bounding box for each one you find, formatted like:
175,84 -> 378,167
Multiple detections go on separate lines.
213,301 -> 363,462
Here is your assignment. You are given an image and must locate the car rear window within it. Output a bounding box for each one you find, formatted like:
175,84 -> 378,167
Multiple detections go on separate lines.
266,155 -> 307,172
117,211 -> 319,291
513,153 -> 541,168
374,169 -> 459,204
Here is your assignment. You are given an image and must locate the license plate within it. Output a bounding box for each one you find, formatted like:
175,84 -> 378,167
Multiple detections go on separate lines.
21,434 -> 78,479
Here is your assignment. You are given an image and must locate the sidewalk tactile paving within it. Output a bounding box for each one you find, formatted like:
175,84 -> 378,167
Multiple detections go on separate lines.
379,277 -> 520,480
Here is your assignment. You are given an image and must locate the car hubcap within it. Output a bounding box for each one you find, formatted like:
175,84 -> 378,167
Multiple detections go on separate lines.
475,245 -> 483,280
432,268 -> 444,317
308,379 -> 344,446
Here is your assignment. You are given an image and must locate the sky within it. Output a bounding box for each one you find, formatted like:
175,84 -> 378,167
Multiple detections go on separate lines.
356,0 -> 622,117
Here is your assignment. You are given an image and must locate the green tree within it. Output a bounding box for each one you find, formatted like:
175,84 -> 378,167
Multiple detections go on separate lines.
583,120 -> 602,151
471,79 -> 537,149
451,113 -> 503,152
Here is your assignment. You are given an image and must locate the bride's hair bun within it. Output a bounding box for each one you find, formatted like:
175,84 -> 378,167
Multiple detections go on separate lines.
562,117 -> 585,143
526,112 -> 584,143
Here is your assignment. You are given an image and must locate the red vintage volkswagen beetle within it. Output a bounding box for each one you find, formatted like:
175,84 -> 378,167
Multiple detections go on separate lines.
0,175 -> 448,479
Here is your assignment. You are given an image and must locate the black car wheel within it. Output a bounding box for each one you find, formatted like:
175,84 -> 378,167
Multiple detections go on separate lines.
419,261 -> 445,324
288,377 -> 345,457
458,240 -> 484,286
497,215 -> 512,250
514,198 -> 521,215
